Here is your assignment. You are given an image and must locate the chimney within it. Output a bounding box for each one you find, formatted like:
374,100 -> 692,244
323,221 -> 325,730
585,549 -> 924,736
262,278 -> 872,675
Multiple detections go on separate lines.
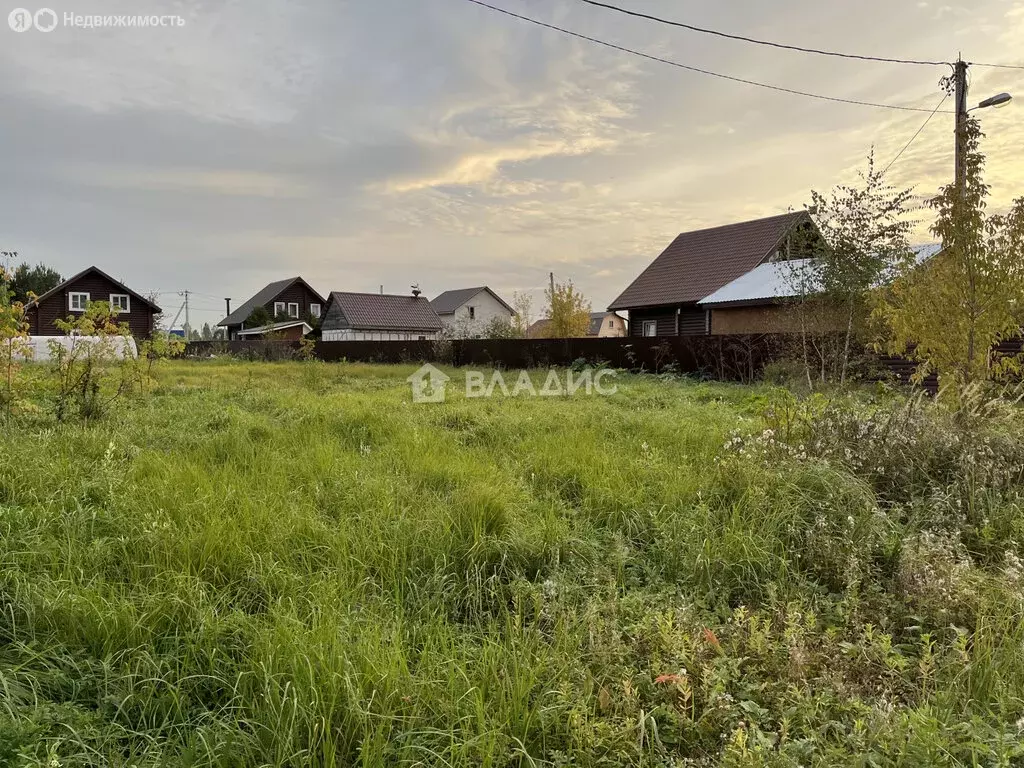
411,284 -> 421,298
224,298 -> 231,317
380,285 -> 383,295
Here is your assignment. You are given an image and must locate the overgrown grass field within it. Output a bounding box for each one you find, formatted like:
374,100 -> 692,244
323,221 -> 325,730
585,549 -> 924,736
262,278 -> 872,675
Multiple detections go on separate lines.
2,360 -> 1024,766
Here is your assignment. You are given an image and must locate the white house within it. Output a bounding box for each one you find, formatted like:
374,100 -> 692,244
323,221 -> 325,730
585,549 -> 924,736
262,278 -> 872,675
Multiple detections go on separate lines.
320,291 -> 442,341
430,287 -> 515,337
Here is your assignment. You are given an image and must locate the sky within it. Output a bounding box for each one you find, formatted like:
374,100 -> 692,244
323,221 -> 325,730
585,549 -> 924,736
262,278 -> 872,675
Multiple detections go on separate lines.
1,0 -> 1022,329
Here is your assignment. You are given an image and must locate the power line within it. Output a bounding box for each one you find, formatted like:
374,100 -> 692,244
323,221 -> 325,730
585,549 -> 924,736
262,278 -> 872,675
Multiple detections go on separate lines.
970,61 -> 1024,70
460,0 -> 954,113
882,93 -> 949,175
576,0 -> 950,67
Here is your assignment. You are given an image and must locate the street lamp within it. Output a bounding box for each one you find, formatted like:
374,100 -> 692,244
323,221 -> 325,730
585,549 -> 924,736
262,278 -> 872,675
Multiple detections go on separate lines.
974,92 -> 1013,111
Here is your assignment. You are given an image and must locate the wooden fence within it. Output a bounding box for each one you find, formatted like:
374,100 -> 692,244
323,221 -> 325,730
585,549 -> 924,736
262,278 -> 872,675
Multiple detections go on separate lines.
184,335 -> 942,388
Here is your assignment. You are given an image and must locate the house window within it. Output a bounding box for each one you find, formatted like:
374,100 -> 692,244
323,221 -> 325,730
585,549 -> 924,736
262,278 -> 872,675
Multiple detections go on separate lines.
287,302 -> 299,319
109,294 -> 130,313
69,292 -> 90,312
273,301 -> 286,317
310,303 -> 321,318
608,319 -> 614,328
642,320 -> 657,337
418,335 -> 426,341
469,306 -> 475,320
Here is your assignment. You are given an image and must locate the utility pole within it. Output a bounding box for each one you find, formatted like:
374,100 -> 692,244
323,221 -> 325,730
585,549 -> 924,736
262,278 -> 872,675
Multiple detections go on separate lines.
179,290 -> 191,340
953,56 -> 969,201
549,271 -> 555,296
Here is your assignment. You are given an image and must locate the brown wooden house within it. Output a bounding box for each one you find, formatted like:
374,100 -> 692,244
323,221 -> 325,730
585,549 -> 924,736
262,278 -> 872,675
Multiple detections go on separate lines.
24,266 -> 162,338
218,276 -> 326,340
609,212 -> 824,336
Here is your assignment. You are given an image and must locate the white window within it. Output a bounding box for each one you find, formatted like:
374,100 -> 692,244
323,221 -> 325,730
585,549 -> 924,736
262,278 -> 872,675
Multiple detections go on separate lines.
69,292 -> 90,312
273,301 -> 286,317
310,303 -> 321,318
643,320 -> 657,337
287,302 -> 299,319
468,306 -> 475,320
109,294 -> 130,313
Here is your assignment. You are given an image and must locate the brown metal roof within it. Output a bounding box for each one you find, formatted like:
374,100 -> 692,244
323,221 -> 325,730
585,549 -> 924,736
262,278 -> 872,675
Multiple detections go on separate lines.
325,291 -> 442,332
608,211 -> 811,311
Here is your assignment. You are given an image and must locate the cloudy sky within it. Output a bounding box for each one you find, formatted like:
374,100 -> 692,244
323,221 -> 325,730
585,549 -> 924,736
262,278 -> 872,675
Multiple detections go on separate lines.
2,0 -> 1022,328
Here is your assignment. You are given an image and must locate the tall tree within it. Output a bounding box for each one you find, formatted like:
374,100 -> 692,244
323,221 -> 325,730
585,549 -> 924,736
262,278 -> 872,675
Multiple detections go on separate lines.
544,279 -> 591,338
510,291 -> 533,338
792,152 -> 915,384
201,322 -> 213,340
874,118 -> 1024,393
9,262 -> 63,304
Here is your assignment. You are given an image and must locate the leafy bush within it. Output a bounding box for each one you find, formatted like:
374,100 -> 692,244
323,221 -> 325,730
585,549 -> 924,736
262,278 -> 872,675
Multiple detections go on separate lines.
49,302 -> 140,422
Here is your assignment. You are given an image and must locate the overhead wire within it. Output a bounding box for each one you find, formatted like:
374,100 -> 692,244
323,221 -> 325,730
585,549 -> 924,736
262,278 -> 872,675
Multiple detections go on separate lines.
460,0 -> 954,113
881,93 -> 949,175
576,0 -> 951,66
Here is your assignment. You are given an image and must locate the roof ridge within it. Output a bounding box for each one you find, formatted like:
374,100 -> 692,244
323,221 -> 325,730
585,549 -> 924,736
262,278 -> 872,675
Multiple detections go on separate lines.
671,210 -> 805,239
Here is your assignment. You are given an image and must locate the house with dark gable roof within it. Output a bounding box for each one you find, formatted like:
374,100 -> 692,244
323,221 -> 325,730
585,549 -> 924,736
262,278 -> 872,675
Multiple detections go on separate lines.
24,266 -> 162,338
430,287 -> 515,336
321,291 -> 442,341
609,212 -> 824,336
218,277 -> 326,340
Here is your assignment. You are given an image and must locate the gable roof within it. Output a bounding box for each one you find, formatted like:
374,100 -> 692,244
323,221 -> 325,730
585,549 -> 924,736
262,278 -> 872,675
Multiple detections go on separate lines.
218,277 -> 325,327
698,243 -> 945,308
430,286 -> 515,316
325,292 -> 442,332
25,266 -> 162,313
608,211 -> 812,311
587,311 -> 618,335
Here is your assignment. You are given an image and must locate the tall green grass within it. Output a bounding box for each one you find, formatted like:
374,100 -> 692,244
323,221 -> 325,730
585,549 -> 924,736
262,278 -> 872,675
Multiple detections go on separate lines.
1,360 -> 1022,766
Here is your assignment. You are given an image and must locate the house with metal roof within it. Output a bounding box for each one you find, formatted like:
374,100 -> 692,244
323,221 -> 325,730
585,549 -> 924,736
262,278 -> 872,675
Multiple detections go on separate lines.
697,243 -> 943,335
609,211 -> 823,336
321,291 -> 442,341
24,266 -> 162,338
218,277 -> 326,340
430,287 -> 515,337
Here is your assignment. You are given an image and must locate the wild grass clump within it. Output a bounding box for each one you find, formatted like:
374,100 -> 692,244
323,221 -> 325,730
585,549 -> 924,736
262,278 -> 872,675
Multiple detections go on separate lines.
1,360 -> 1022,766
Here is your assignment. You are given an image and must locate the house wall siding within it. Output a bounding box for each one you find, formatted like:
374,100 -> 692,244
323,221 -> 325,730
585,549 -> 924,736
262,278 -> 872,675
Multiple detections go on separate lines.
265,284 -> 323,320
438,291 -> 514,336
628,306 -> 708,337
593,313 -> 627,337
709,304 -> 845,335
29,274 -> 156,338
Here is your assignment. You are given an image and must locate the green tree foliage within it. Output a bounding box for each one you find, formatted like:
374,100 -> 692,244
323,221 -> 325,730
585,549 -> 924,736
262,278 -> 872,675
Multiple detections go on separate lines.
9,262 -> 63,304
510,291 -> 533,338
50,302 -> 138,423
246,305 -> 273,329
0,265 -> 33,419
788,153 -> 915,385
874,118 -> 1024,393
544,279 -> 591,338
480,316 -> 519,339
201,322 -> 213,340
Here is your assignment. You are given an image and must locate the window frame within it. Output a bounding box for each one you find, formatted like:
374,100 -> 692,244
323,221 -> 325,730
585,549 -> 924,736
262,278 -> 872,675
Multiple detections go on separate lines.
69,292 -> 90,312
109,294 -> 131,313
642,320 -> 657,337
468,306 -> 475,320
273,301 -> 286,317
310,303 -> 321,318
287,302 -> 299,319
